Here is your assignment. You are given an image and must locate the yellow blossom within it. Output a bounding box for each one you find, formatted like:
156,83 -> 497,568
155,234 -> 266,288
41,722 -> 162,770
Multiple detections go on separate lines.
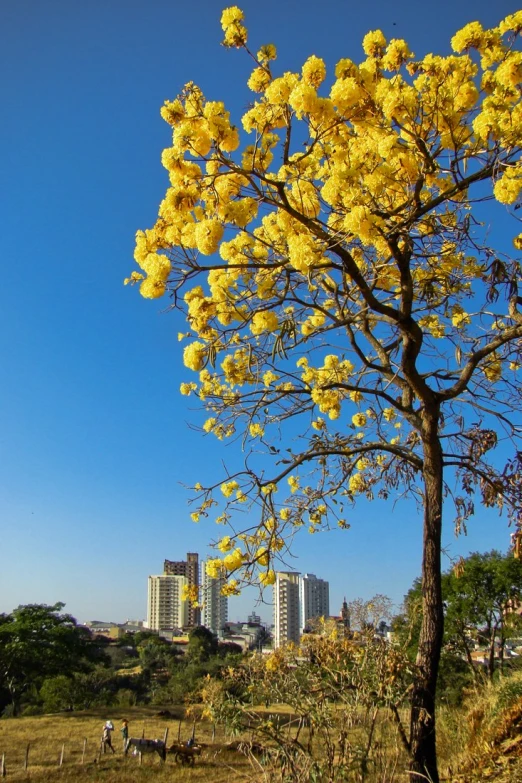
349,473 -> 365,493
218,536 -> 234,552
248,67 -> 271,93
206,558 -> 224,578
362,29 -> 387,57
483,358 -> 502,382
195,219 -> 224,256
221,480 -> 239,497
256,547 -> 269,566
288,475 -> 300,493
250,310 -> 279,335
184,342 -> 207,372
302,55 -> 326,88
139,278 -> 166,299
221,579 -> 241,596
452,310 -> 471,328
223,548 -> 244,570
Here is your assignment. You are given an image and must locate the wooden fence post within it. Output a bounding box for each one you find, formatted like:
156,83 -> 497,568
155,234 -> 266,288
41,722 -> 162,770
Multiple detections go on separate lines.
163,727 -> 169,747
59,744 -> 65,767
1,753 -> 6,778
191,718 -> 196,742
212,723 -> 216,742
139,752 -> 142,766
81,738 -> 87,765
23,744 -> 30,771
177,719 -> 182,742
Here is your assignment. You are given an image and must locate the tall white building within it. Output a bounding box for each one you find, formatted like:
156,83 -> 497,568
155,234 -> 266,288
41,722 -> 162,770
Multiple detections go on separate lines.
299,573 -> 330,633
147,574 -> 188,631
201,561 -> 228,636
273,571 -> 301,648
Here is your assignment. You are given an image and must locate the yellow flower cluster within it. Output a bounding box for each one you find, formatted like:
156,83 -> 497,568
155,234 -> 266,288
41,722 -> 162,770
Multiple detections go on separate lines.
349,473 -> 366,494
451,309 -> 471,328
223,548 -> 245,570
206,558 -> 225,578
183,341 -> 207,371
221,480 -> 239,497
482,357 -> 502,382
221,579 -> 241,596
221,6 -> 247,47
418,315 -> 446,339
217,536 -> 234,552
288,475 -> 300,493
250,310 -> 279,335
298,355 -> 355,420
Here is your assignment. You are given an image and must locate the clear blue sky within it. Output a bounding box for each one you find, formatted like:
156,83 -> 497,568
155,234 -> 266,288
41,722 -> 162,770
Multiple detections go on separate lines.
1,0 -> 520,625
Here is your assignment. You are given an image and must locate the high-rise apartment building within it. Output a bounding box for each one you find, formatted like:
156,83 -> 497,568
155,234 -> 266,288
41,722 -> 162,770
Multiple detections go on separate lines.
273,571 -> 330,646
273,571 -> 301,648
201,560 -> 228,636
299,573 -> 330,633
147,574 -> 188,631
164,553 -> 200,627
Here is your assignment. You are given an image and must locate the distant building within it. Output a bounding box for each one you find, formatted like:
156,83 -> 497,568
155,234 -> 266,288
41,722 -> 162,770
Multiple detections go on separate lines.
201,560 -> 228,636
300,573 -> 330,633
274,571 -> 301,648
83,620 -> 148,639
340,597 -> 351,636
164,552 -> 200,627
147,574 -> 188,631
248,610 -> 262,625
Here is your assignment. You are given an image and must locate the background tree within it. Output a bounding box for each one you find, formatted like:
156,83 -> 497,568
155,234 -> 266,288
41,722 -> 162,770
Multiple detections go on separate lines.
187,626 -> 219,662
443,550 -> 522,680
137,635 -> 180,677
128,7 -> 522,780
348,594 -> 393,633
0,603 -> 106,715
394,551 -> 522,703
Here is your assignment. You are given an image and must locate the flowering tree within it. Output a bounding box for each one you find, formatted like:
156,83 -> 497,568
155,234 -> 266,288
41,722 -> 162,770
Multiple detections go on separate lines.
127,8 -> 522,780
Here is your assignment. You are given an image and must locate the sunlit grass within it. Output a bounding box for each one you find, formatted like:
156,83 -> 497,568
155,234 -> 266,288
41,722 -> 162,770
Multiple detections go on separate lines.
0,707 -> 252,782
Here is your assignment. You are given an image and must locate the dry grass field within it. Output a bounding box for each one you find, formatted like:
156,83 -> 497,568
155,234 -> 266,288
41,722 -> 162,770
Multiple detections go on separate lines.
4,700 -> 522,782
0,707 -> 252,782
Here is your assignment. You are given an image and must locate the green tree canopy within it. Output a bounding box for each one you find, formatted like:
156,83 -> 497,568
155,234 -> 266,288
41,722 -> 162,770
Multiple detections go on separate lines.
187,626 -> 219,662
0,603 -> 105,714
444,550 -> 522,679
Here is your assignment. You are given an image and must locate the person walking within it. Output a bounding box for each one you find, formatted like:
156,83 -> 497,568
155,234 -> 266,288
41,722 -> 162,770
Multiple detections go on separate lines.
121,719 -> 129,752
102,721 -> 116,754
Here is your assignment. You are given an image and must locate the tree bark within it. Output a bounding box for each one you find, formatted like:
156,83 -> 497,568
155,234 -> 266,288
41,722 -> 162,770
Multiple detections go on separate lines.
410,413 -> 444,783
488,624 -> 498,681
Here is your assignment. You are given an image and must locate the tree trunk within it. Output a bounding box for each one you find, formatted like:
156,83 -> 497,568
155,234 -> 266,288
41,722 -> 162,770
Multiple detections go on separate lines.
488,625 -> 497,681
409,415 -> 444,783
499,636 -> 505,675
